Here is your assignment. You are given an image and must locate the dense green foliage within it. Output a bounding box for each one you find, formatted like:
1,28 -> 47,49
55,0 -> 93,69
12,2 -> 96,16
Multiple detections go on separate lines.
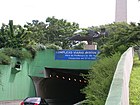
0,20 -> 31,49
129,54 -> 140,105
1,20 -> 140,57
0,18 -> 80,63
0,18 -> 140,104
81,22 -> 140,104
45,17 -> 79,49
45,44 -> 62,50
1,48 -> 32,60
82,53 -> 121,105
0,52 -> 11,65
85,22 -> 140,56
24,17 -> 80,49
80,23 -> 140,104
0,48 -> 32,65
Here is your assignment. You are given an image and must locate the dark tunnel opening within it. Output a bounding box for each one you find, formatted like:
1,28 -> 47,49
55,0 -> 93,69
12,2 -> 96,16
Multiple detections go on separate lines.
31,68 -> 88,105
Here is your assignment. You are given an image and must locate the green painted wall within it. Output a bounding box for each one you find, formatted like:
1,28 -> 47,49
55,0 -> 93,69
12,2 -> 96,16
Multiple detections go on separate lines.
29,49 -> 95,77
0,58 -> 35,101
0,49 -> 96,100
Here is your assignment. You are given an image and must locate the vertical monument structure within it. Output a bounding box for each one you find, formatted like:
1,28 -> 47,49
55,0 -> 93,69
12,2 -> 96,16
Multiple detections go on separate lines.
115,0 -> 127,22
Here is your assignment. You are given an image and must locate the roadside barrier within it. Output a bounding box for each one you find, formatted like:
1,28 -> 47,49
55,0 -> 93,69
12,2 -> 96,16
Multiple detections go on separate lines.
105,47 -> 134,105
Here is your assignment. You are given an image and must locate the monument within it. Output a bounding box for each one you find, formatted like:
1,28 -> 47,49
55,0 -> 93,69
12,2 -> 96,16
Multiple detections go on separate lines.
115,0 -> 127,22
68,28 -> 108,50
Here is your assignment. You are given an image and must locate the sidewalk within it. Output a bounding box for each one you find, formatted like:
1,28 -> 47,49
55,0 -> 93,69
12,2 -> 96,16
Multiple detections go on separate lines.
0,100 -> 22,105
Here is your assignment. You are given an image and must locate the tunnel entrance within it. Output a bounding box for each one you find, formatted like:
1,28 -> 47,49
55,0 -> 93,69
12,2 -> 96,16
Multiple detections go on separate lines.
31,67 -> 88,105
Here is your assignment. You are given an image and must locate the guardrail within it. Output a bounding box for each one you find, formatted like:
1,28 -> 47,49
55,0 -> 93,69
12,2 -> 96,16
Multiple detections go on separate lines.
105,47 -> 134,105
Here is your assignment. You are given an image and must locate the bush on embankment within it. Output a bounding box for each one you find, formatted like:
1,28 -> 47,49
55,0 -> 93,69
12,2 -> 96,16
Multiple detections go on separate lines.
82,53 -> 121,105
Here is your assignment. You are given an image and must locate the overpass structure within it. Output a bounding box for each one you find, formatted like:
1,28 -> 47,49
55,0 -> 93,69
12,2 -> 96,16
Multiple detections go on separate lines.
0,49 -> 98,105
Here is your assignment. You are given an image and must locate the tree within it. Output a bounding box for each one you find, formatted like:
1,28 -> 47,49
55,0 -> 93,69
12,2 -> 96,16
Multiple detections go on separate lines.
99,22 -> 131,56
81,22 -> 140,104
24,20 -> 48,44
45,16 -> 79,49
0,20 -> 31,49
24,17 -> 80,49
126,22 -> 140,46
86,22 -> 136,56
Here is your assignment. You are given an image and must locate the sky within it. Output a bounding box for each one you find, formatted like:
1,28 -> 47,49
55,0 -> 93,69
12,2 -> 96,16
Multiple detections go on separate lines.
0,0 -> 140,28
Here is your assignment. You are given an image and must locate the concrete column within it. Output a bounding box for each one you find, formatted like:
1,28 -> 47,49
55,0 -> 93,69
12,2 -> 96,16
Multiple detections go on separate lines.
31,76 -> 44,97
115,0 -> 127,22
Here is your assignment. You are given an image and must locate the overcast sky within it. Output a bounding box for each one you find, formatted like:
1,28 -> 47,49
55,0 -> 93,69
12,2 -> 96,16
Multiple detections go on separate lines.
0,0 -> 140,28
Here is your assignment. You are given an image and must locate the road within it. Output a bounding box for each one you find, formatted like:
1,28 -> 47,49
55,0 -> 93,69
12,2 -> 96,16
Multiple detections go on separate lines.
0,100 -> 22,105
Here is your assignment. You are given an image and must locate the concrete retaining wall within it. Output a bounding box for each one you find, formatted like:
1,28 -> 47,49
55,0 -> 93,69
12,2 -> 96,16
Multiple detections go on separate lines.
105,47 -> 134,105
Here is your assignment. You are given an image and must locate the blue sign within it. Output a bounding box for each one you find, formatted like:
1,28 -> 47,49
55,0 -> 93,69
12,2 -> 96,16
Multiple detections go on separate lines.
55,50 -> 99,60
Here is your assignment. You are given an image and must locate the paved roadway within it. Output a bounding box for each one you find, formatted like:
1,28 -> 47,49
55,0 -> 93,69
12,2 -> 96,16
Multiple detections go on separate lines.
0,100 -> 22,105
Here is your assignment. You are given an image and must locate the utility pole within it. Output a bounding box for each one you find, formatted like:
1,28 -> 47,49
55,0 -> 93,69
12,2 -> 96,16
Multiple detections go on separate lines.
115,0 -> 127,22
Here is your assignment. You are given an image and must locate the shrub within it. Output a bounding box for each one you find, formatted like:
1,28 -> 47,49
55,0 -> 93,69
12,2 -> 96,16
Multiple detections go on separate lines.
82,53 -> 121,105
0,52 -> 11,65
1,48 -> 16,57
46,44 -> 62,50
14,50 -> 32,60
1,48 -> 32,60
72,42 -> 86,49
25,45 -> 38,59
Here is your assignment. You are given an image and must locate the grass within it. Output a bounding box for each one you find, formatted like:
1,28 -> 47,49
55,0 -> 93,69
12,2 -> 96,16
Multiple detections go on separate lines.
129,53 -> 140,105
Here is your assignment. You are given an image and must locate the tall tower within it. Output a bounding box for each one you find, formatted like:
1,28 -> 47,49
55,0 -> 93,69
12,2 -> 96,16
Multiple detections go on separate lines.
115,0 -> 127,22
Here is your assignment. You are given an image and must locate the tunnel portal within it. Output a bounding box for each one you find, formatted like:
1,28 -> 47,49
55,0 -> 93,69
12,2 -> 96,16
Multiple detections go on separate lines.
31,67 -> 88,105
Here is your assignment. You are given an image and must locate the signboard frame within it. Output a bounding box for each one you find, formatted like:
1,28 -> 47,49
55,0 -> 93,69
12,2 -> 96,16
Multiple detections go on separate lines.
55,50 -> 99,60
